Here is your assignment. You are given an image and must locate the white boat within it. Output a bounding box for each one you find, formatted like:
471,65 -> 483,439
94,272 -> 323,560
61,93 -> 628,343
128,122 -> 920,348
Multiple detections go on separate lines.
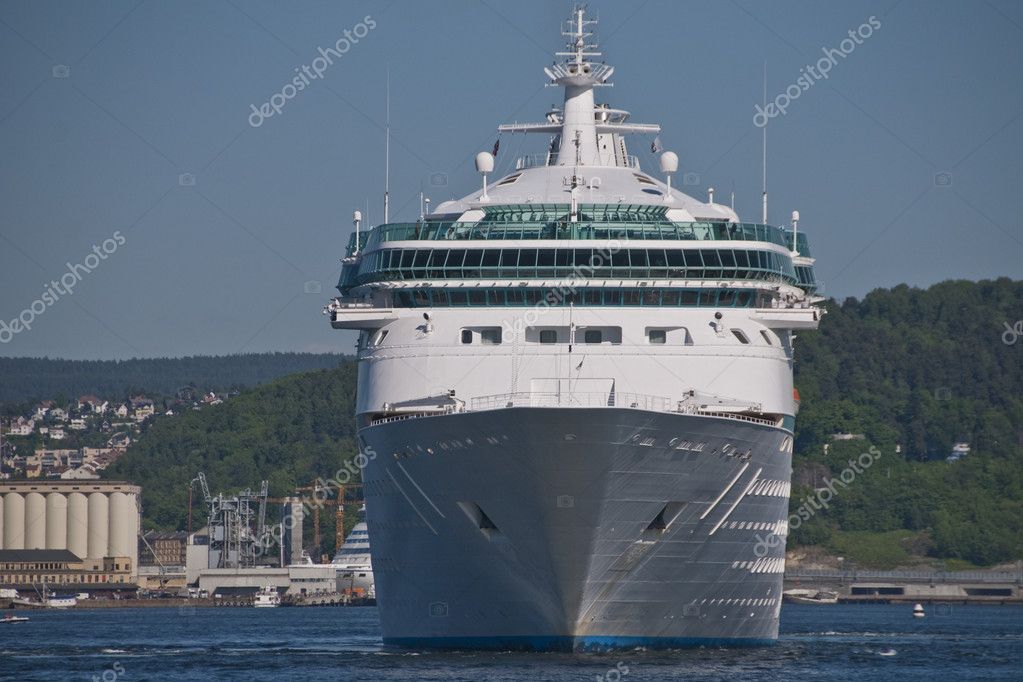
45,595 -> 76,609
783,589 -> 839,605
253,585 -> 281,608
1,614 -> 30,624
912,603 -> 925,618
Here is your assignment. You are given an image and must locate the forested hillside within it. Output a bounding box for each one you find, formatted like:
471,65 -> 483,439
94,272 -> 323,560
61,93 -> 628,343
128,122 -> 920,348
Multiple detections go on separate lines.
101,279 -> 1023,566
794,278 -> 1023,460
103,363 -> 359,550
789,278 -> 1023,567
0,353 -> 346,407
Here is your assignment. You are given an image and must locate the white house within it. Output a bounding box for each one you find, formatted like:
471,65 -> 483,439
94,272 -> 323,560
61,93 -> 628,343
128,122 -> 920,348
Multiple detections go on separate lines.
6,417 -> 35,436
133,404 -> 155,422
69,417 -> 88,431
77,395 -> 109,414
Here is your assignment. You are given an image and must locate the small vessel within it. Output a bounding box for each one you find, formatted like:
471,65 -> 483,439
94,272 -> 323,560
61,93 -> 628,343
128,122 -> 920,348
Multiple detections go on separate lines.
912,603 -> 925,618
1,615 -> 30,624
878,648 -> 897,657
253,585 -> 281,608
783,589 -> 839,605
45,595 -> 76,609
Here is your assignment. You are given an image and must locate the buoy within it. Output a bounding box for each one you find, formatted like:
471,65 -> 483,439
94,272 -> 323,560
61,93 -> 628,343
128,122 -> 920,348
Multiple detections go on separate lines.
912,603 -> 925,618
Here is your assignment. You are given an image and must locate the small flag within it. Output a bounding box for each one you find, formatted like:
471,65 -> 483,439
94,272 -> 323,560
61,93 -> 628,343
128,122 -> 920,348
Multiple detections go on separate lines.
650,135 -> 663,154
492,139 -> 500,156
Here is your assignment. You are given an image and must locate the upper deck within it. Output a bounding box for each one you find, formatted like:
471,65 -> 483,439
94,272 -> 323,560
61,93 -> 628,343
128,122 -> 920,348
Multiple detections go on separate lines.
347,204 -> 810,256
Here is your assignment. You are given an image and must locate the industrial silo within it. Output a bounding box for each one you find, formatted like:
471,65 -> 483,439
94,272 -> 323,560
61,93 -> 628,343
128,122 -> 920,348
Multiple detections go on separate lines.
67,492 -> 89,559
87,492 -> 109,560
2,493 -> 24,549
24,492 -> 46,550
46,492 -> 68,550
108,491 -> 132,558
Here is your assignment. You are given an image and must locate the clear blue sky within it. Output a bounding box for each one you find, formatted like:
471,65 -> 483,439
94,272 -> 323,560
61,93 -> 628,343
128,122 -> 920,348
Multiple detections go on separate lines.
1,0 -> 1021,359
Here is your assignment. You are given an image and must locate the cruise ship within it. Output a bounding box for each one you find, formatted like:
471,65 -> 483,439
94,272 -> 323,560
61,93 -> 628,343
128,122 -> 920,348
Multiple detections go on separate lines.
326,7 -> 821,650
331,507 -> 375,598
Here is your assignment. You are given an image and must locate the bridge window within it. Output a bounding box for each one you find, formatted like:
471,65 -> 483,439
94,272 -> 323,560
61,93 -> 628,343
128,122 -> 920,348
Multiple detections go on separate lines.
539,330 -> 557,344
480,328 -> 502,345
461,329 -> 473,344
648,329 -> 666,344
584,330 -> 602,344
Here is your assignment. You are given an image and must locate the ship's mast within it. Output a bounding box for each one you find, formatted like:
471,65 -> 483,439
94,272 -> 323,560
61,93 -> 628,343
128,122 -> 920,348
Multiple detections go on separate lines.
496,7 -> 658,167
553,6 -> 605,167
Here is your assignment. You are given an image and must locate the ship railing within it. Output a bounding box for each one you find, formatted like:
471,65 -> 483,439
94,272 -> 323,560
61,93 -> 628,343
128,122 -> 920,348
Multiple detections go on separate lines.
329,297 -> 374,309
514,153 -> 554,170
786,568 -> 1023,585
469,391 -> 679,412
513,154 -> 640,170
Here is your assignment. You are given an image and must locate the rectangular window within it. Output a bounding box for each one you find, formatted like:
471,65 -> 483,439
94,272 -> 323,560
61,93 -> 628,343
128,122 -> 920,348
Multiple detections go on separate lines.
603,289 -> 622,306
480,328 -> 502,345
731,329 -> 750,344
649,329 -> 667,344
584,329 -> 603,344
539,330 -> 557,344
445,249 -> 466,267
574,249 -> 593,271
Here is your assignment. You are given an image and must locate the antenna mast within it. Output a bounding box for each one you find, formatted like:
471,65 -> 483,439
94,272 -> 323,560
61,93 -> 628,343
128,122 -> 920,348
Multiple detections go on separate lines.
761,62 -> 768,224
384,67 -> 390,224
